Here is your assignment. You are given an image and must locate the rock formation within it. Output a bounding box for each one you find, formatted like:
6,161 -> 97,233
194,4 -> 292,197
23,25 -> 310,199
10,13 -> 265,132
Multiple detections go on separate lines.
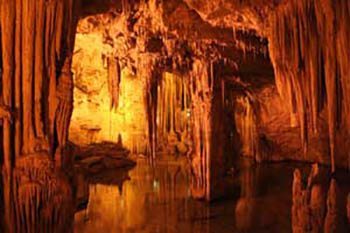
347,193 -> 350,224
0,0 -> 348,222
291,165 -> 350,233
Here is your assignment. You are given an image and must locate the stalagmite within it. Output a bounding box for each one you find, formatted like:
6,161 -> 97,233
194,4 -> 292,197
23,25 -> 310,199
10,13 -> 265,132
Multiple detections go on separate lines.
324,179 -> 339,233
310,184 -> 325,233
347,193 -> 350,224
291,166 -> 330,233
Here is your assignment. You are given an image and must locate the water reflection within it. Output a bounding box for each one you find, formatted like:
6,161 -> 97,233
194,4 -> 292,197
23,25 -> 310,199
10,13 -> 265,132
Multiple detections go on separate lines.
292,165 -> 350,233
1,156 -> 350,233
1,154 -> 74,233
73,158 -> 350,233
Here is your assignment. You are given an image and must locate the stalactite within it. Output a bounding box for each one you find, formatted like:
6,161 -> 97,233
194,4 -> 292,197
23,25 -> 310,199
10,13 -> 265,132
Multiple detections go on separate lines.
189,58 -> 226,201
268,0 -> 350,172
235,96 -> 261,162
0,0 -> 79,165
21,0 -> 36,154
54,56 -> 74,166
189,59 -> 213,200
138,55 -> 159,159
34,0 -> 45,139
0,0 -> 16,169
156,72 -> 191,149
107,57 -> 121,110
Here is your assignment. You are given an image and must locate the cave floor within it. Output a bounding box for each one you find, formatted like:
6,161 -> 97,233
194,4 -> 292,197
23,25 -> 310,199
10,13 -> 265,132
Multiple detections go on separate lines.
73,156 -> 350,233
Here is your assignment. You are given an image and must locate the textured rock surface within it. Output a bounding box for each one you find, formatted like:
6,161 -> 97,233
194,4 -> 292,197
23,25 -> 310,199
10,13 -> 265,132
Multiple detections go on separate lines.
70,31 -> 149,154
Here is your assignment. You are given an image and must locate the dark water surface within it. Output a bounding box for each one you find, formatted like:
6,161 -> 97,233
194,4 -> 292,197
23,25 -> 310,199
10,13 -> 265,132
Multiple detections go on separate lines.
74,157 -> 350,233
1,156 -> 350,233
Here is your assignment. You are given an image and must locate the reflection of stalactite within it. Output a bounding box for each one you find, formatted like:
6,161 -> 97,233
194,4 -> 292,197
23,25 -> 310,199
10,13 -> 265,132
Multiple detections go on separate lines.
292,169 -> 308,233
269,0 -> 350,172
107,57 -> 121,110
235,163 -> 259,231
7,155 -> 74,233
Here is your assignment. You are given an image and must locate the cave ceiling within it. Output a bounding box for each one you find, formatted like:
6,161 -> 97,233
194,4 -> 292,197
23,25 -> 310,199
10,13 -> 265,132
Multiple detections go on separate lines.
78,0 -> 275,88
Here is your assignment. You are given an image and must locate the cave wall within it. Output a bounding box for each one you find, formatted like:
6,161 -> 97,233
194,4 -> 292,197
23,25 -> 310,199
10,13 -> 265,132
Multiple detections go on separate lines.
0,0 -> 348,219
268,0 -> 350,171
69,30 -> 148,154
235,85 -> 350,168
0,0 -> 80,168
0,0 -> 80,231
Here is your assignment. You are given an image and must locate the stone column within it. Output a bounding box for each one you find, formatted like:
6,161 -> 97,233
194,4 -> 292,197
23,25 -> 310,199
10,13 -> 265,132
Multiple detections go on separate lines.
138,54 -> 161,160
189,58 -> 227,201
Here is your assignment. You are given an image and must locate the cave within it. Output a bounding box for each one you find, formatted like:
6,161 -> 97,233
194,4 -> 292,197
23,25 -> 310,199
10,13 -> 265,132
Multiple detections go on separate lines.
0,0 -> 350,232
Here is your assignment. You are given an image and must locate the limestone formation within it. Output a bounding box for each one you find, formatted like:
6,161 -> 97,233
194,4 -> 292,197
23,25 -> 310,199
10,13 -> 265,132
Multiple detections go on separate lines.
324,179 -> 340,233
347,193 -> 350,224
0,3 -> 349,233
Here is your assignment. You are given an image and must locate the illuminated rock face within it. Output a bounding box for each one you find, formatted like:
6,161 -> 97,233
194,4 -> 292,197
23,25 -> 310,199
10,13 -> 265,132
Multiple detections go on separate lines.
0,0 -> 350,218
69,32 -> 148,154
268,0 -> 350,172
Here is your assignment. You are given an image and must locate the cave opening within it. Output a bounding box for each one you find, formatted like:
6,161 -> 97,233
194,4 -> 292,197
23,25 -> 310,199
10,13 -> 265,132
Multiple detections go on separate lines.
0,0 -> 350,232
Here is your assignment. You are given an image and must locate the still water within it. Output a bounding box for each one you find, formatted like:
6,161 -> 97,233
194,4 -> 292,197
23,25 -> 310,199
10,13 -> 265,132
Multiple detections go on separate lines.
1,156 -> 350,233
74,157 -> 350,233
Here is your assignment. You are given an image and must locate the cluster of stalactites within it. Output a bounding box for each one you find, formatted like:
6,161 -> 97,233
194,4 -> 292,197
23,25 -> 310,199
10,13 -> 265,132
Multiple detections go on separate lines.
0,0 -> 78,167
268,0 -> 350,172
157,72 -> 191,142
